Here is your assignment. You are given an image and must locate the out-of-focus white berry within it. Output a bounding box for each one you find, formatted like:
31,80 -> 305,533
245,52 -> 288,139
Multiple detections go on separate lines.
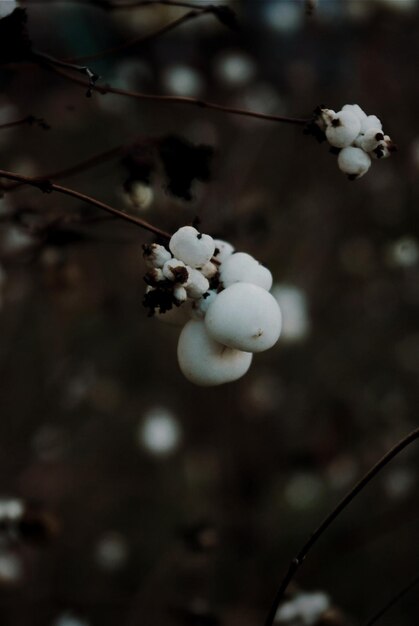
191,289 -> 217,319
276,591 -> 330,626
338,146 -> 371,179
169,226 -> 215,269
370,134 -> 396,159
325,110 -> 361,148
205,282 -> 282,353
185,268 -> 210,298
0,1 -> 18,19
143,243 -> 172,269
200,261 -> 218,279
177,319 -> 252,386
360,114 -> 382,132
341,103 -> 367,121
173,285 -> 187,303
124,182 -> 153,211
162,258 -> 189,284
213,239 -> 235,263
220,252 -> 273,291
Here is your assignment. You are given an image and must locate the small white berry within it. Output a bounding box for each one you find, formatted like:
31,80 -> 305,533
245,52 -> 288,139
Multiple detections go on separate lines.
337,146 -> 372,179
185,268 -> 210,299
360,114 -> 382,133
325,110 -> 362,148
191,289 -> 218,319
220,252 -> 272,291
143,243 -> 172,269
213,239 -> 235,263
357,128 -> 385,152
177,319 -> 253,386
205,282 -> 282,353
169,226 -> 215,269
173,285 -> 187,303
162,258 -> 189,283
199,261 -> 218,279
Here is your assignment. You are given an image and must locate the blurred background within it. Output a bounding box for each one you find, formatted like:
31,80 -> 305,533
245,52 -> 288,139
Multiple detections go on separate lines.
0,0 -> 419,625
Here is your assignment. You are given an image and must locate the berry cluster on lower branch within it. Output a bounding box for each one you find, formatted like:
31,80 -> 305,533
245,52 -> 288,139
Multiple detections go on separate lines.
142,226 -> 282,386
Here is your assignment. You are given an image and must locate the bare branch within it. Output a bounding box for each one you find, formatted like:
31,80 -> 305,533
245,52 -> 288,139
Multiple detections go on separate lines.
364,572 -> 419,626
38,64 -> 309,126
264,427 -> 419,626
0,168 -> 170,240
0,115 -> 49,131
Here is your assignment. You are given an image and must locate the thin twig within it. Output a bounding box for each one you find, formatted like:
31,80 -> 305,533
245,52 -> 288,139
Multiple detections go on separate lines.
40,64 -> 309,126
0,169 -> 170,239
363,572 -> 419,626
20,0 -> 222,11
264,427 -> 419,626
67,9 -> 209,64
2,144 -> 129,192
0,115 -> 49,131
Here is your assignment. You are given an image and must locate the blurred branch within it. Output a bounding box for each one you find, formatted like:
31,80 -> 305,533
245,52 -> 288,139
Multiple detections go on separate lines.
20,0 -> 229,11
67,8 -> 213,64
0,115 -> 50,131
0,169 -> 170,239
364,573 -> 419,626
264,427 -> 419,626
39,64 -> 309,125
2,144 -> 130,192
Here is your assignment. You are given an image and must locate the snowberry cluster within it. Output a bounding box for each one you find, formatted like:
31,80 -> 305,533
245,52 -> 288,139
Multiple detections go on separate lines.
313,104 -> 396,179
143,226 -> 282,386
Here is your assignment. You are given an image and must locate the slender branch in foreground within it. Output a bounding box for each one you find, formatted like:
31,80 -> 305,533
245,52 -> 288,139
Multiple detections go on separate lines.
0,169 -> 170,240
264,427 -> 419,626
0,115 -> 49,131
41,64 -> 309,126
2,144 -> 129,192
364,572 -> 419,626
20,0 -> 219,11
67,8 -> 209,64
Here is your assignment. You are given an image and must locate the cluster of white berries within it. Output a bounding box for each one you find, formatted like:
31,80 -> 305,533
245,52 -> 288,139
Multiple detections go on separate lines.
143,226 -> 282,386
315,104 -> 396,179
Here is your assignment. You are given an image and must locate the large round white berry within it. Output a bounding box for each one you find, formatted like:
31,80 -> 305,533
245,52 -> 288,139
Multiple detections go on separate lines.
220,252 -> 272,291
169,226 -> 215,269
325,111 -> 361,148
177,319 -> 252,386
205,282 -> 282,353
338,146 -> 371,179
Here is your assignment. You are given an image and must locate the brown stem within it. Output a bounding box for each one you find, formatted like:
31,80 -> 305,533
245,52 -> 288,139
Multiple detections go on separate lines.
67,9 -> 210,64
2,144 -> 130,193
264,427 -> 419,626
41,64 -> 309,126
20,0 -> 215,11
0,115 -> 49,131
0,168 -> 170,240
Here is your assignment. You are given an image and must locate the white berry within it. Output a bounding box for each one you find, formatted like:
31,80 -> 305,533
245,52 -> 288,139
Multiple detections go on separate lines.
169,226 -> 215,269
177,319 -> 252,386
143,243 -> 171,269
185,268 -> 210,299
338,146 -> 371,179
341,104 -> 367,122
213,239 -> 235,263
220,252 -> 272,291
325,111 -> 362,148
205,282 -> 282,353
162,258 -> 189,283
